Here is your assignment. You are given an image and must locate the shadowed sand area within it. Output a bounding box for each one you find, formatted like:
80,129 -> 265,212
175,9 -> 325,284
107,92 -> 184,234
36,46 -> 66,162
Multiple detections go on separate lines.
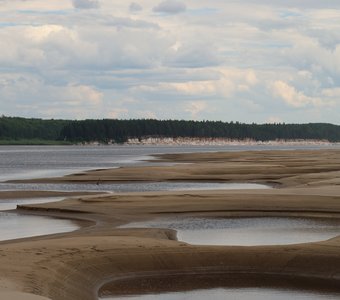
1,149 -> 340,299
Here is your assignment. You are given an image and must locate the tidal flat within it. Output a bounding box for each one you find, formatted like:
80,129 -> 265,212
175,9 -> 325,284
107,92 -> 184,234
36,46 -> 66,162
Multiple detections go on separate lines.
1,149 -> 340,300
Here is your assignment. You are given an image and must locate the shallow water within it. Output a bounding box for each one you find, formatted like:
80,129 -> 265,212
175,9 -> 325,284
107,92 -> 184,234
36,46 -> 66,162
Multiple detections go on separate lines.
0,197 -> 64,211
0,212 -> 79,241
0,145 -> 157,181
121,217 -> 340,246
1,144 -> 340,181
0,145 -> 236,181
100,287 -> 340,300
0,182 -> 270,193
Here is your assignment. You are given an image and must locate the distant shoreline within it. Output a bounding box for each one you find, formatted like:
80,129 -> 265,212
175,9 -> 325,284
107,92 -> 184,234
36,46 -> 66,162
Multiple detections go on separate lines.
1,137 -> 339,146
3,116 -> 340,145
124,137 -> 339,146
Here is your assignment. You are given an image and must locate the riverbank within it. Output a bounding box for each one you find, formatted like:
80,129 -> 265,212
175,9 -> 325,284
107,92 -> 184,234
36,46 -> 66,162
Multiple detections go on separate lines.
125,137 -> 337,146
1,149 -> 340,300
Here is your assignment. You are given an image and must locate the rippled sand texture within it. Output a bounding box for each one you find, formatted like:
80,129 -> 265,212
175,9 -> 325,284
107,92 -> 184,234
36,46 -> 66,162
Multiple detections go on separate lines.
1,149 -> 340,300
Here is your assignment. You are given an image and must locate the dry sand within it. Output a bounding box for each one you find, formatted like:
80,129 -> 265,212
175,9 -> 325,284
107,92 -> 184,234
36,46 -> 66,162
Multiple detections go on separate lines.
1,149 -> 340,299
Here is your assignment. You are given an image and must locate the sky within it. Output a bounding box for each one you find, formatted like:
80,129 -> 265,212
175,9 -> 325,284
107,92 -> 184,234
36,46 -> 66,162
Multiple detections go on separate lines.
0,0 -> 340,124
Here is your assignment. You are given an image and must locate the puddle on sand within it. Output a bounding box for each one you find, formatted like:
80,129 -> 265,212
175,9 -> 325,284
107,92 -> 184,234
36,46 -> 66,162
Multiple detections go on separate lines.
100,287 -> 340,300
0,212 -> 79,241
121,217 -> 340,246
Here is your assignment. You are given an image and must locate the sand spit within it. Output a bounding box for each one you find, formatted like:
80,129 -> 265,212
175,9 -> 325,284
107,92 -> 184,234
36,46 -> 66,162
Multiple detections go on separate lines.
11,149 -> 340,188
1,149 -> 340,299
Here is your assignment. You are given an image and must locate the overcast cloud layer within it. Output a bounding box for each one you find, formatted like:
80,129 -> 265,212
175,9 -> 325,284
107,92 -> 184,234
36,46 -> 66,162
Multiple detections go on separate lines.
1,0 -> 340,123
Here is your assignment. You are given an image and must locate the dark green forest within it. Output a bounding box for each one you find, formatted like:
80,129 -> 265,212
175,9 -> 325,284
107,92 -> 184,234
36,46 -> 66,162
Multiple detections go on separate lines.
1,116 -> 340,144
0,116 -> 69,144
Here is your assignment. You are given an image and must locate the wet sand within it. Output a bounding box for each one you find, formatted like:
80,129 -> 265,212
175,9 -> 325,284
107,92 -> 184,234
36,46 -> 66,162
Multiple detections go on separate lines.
1,149 -> 340,300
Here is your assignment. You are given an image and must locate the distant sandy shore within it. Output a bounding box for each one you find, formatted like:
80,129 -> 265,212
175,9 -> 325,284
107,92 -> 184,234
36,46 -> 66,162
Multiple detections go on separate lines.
1,149 -> 340,300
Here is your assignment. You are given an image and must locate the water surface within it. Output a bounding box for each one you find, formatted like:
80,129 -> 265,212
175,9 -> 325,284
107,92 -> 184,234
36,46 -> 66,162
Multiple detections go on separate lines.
0,212 -> 79,241
122,217 -> 340,246
0,145 -> 225,181
0,182 -> 270,193
0,197 -> 64,211
1,144 -> 339,181
100,287 -> 340,300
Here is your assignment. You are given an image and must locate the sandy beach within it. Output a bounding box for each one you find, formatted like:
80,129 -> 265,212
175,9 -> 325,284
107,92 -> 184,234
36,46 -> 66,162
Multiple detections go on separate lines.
1,149 -> 340,300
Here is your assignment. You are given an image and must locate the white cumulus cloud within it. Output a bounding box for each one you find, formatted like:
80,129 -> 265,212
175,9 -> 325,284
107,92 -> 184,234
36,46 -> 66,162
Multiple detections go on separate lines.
185,101 -> 208,119
64,84 -> 103,106
2,0 -> 340,123
271,80 -> 323,108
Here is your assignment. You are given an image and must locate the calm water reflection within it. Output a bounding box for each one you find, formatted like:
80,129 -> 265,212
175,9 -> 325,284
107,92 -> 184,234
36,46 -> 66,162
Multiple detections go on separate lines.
1,144 -> 340,181
100,287 -> 340,300
0,182 -> 270,193
0,212 -> 79,241
0,197 -> 64,211
122,217 -> 340,246
0,145 -> 245,181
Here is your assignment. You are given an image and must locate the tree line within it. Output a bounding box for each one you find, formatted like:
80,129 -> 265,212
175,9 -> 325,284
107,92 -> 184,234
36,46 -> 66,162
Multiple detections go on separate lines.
0,116 -> 68,142
1,116 -> 340,144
